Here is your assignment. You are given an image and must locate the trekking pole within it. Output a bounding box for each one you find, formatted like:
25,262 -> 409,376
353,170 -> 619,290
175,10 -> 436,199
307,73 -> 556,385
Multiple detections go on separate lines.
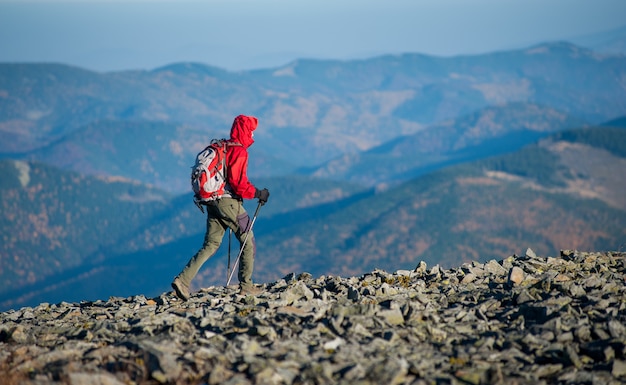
226,201 -> 262,286
227,229 -> 232,283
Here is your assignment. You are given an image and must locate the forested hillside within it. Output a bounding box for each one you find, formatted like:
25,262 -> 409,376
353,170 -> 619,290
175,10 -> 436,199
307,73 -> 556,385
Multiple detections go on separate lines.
248,125 -> 626,282
0,160 -> 171,300
0,163 -> 364,310
309,102 -> 587,185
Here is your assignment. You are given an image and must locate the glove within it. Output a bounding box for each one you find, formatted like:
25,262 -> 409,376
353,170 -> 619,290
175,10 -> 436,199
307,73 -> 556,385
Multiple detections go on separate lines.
255,188 -> 270,205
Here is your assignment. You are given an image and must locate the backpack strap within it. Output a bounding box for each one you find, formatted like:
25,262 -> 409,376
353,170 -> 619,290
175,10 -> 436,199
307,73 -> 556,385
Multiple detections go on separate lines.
218,140 -> 242,186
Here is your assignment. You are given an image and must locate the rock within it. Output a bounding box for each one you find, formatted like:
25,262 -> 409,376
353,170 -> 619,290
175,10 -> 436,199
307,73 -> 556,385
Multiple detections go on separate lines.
377,307 -> 405,326
1,250 -> 625,384
347,286 -> 360,301
279,281 -> 315,304
414,261 -> 427,274
565,345 -> 583,369
395,269 -> 413,277
323,337 -> 344,352
608,320 -> 626,338
533,363 -> 563,378
508,266 -> 525,285
613,359 -> 626,378
68,372 -> 127,385
484,259 -> 507,276
460,273 -> 477,284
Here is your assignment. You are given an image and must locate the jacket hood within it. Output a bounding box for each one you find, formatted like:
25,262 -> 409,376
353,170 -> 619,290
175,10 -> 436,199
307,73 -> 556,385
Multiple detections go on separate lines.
229,115 -> 258,148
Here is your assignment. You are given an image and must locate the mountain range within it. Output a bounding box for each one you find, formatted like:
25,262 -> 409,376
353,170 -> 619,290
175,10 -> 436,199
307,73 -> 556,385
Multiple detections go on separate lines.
1,36 -> 625,310
2,41 -> 626,191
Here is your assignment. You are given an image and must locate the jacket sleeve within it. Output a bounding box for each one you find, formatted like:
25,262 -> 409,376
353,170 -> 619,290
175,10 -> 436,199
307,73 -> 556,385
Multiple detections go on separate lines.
226,146 -> 257,199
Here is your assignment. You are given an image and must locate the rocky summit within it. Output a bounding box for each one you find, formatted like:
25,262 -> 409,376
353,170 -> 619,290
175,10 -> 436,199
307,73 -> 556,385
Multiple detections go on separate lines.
1,249 -> 626,385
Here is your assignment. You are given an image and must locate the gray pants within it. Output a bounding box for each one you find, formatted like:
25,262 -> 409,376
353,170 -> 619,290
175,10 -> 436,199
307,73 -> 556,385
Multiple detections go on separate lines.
177,198 -> 255,289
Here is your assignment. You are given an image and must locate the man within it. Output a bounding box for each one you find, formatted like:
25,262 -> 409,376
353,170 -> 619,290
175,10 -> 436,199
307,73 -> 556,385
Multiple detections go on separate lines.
171,115 -> 270,300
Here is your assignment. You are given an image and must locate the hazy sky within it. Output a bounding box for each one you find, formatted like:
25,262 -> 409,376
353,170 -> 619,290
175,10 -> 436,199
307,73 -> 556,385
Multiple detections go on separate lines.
1,0 -> 625,72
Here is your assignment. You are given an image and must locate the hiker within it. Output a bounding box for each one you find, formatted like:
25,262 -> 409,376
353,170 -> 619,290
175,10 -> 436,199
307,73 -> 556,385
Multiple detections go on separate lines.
171,114 -> 270,300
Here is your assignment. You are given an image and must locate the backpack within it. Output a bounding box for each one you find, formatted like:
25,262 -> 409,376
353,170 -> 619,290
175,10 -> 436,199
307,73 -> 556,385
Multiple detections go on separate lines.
190,139 -> 241,204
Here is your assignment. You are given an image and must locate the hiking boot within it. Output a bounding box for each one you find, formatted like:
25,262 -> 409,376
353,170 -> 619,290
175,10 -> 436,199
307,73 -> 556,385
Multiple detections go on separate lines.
239,284 -> 262,296
171,277 -> 190,301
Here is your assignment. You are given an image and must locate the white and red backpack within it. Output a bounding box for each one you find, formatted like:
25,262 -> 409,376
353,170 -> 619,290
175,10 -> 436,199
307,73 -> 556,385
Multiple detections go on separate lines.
191,139 -> 241,205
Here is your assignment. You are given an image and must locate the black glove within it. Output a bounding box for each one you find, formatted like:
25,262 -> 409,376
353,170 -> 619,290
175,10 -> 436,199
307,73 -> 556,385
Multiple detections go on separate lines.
255,188 -> 270,205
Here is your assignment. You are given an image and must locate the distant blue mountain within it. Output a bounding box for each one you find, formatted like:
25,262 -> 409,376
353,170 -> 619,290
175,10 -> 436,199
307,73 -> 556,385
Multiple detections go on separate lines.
571,24 -> 626,55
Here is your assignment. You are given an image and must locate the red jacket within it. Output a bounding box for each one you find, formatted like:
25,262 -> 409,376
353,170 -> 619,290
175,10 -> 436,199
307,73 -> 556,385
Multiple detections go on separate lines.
225,115 -> 258,200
